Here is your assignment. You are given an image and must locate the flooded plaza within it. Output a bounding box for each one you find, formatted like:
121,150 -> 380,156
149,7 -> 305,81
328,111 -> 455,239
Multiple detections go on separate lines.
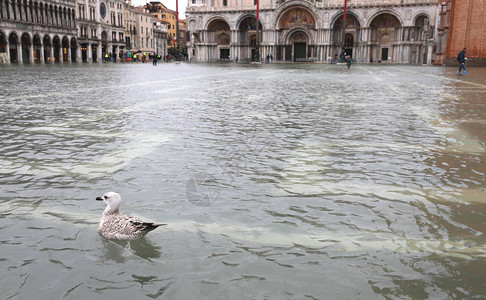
0,62 -> 485,299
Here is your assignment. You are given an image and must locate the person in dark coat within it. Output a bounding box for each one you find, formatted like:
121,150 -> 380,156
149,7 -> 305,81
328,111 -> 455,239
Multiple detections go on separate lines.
153,53 -> 157,66
457,48 -> 467,74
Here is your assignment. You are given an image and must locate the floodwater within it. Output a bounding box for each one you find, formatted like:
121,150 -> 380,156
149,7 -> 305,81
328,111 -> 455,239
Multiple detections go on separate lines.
0,62 -> 485,299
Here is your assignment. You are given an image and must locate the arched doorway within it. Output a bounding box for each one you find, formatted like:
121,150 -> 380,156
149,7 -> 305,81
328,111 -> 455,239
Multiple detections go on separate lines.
70,37 -> 77,63
238,16 -> 262,62
81,43 -> 87,62
43,35 -> 51,62
288,31 -> 309,61
276,7 -> 316,62
62,36 -> 69,62
207,19 -> 230,61
8,33 -> 18,63
414,15 -> 430,64
369,13 -> 401,63
21,33 -> 31,63
216,32 -> 230,60
332,14 -> 360,60
33,34 -> 41,62
52,35 -> 60,62
0,31 -> 6,54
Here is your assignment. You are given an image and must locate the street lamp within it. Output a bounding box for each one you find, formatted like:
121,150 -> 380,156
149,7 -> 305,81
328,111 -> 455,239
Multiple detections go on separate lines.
255,0 -> 260,62
175,0 -> 181,60
341,0 -> 347,62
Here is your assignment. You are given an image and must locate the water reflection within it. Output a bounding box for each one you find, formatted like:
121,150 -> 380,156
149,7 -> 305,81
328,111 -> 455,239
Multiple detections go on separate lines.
100,238 -> 162,263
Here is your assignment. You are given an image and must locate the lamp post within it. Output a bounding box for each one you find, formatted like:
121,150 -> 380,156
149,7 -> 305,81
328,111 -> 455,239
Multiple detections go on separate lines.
175,0 -> 181,60
341,0 -> 347,62
255,0 -> 260,62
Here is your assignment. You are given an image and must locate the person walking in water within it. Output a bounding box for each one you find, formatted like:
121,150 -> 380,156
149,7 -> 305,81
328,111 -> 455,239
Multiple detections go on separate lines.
153,53 -> 158,66
457,48 -> 467,74
345,55 -> 352,69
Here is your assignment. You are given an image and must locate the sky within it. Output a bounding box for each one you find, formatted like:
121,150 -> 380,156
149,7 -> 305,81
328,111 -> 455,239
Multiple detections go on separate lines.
132,0 -> 189,18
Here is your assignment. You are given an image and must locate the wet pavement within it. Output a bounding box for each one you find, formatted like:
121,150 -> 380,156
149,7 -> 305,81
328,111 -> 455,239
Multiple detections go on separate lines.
0,62 -> 485,299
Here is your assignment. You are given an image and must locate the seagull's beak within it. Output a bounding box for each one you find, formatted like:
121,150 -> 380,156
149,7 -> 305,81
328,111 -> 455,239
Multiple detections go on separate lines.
96,197 -> 103,201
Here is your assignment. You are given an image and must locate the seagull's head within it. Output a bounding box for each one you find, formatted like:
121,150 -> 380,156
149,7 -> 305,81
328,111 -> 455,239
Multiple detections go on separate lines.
96,192 -> 121,210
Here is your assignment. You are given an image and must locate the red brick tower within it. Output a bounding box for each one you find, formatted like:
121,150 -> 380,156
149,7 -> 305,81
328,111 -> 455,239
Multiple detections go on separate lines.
444,0 -> 486,66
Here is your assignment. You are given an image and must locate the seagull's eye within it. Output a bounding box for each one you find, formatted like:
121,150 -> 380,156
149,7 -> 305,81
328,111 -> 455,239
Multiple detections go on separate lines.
104,195 -> 108,199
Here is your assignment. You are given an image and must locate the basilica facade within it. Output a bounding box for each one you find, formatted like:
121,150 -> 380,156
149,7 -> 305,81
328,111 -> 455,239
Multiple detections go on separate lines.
185,0 -> 438,64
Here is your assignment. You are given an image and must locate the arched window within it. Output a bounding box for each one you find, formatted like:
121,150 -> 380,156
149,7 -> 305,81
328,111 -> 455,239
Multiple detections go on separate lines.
217,33 -> 229,45
345,33 -> 353,47
250,34 -> 256,47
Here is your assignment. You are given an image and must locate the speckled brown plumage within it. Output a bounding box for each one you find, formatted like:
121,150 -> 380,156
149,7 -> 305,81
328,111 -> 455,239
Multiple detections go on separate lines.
96,192 -> 165,241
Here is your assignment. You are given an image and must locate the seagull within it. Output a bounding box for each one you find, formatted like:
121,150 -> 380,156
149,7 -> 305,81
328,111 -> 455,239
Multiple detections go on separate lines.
96,192 -> 165,249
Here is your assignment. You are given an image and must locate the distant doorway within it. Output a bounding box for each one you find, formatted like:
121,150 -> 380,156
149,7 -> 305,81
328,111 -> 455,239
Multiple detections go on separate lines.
381,48 -> 389,61
220,48 -> 229,60
294,42 -> 306,61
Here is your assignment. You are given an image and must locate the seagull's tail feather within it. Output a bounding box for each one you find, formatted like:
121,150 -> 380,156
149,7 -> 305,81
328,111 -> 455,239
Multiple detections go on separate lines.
131,221 -> 167,233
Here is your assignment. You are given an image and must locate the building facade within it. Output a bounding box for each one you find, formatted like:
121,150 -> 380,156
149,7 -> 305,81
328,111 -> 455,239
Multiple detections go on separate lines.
133,6 -> 154,53
185,0 -> 438,63
76,0 -> 126,62
0,0 -> 77,63
124,0 -> 136,51
153,18 -> 168,55
144,1 -> 178,50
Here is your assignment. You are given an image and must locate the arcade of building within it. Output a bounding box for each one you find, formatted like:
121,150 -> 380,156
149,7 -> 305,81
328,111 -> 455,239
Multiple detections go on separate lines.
0,0 -> 127,63
0,0 -> 77,63
186,0 -> 437,64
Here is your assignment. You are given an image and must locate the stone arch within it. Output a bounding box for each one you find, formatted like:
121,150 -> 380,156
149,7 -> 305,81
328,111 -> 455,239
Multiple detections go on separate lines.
32,33 -> 41,62
52,34 -> 60,62
216,32 -> 230,45
21,31 -> 31,63
366,10 -> 403,28
276,6 -> 316,31
237,15 -> 263,44
206,17 -> 231,60
188,18 -> 197,31
206,18 -> 231,42
8,31 -> 19,62
285,28 -> 311,44
61,35 -> 69,62
204,16 -> 230,31
414,13 -> 431,26
0,30 -> 7,54
236,13 -> 264,30
273,0 -> 321,29
330,11 -> 362,29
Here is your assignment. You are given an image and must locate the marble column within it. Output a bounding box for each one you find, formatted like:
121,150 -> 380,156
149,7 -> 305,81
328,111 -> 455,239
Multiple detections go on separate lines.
76,44 -> 82,63
5,41 -> 10,64
67,44 -> 71,63
59,44 -> 63,62
39,42 -> 45,64
29,43 -> 34,63
96,43 -> 102,62
17,43 -> 23,63
427,44 -> 433,65
49,44 -> 54,63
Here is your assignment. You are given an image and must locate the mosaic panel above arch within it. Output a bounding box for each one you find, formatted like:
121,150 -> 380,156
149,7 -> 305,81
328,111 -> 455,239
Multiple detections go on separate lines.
333,14 -> 361,29
279,8 -> 315,30
208,19 -> 230,31
370,13 -> 401,28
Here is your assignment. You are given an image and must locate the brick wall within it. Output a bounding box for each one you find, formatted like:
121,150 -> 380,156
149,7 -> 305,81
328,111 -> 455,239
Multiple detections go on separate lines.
445,0 -> 486,66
